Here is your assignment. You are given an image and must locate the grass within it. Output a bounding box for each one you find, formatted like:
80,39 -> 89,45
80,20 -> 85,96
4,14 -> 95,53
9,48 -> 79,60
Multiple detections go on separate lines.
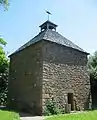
0,110 -> 20,120
45,110 -> 97,120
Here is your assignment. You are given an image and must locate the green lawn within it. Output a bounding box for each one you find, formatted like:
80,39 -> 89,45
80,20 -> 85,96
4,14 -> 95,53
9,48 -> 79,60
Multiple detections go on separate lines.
0,110 -> 20,120
45,110 -> 97,120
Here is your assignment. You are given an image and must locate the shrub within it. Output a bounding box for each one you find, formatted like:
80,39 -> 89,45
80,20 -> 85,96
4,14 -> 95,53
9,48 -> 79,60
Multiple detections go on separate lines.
0,38 -> 9,106
43,98 -> 62,116
0,69 -> 9,106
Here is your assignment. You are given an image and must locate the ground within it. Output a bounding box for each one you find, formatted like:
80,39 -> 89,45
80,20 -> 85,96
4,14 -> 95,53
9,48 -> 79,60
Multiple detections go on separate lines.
20,116 -> 44,120
45,110 -> 97,120
0,110 -> 97,120
0,110 -> 20,120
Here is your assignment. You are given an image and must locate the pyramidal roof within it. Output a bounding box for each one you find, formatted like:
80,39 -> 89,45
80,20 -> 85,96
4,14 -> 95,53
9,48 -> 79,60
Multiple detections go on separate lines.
10,20 -> 89,56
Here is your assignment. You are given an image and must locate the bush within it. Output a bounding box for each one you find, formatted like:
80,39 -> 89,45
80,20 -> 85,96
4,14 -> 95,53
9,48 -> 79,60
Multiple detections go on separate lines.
0,69 -> 9,106
0,38 -> 9,106
43,98 -> 62,116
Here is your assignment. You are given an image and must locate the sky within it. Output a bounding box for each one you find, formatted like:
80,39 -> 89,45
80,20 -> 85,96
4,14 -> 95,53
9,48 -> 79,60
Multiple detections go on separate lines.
0,0 -> 97,55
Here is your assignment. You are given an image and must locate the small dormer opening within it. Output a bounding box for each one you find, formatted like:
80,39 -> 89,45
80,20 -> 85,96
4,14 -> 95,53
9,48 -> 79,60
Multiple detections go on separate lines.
39,20 -> 58,32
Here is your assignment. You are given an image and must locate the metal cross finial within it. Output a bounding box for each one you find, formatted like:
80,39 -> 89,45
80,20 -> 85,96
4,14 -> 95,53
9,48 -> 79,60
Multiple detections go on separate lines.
45,10 -> 52,20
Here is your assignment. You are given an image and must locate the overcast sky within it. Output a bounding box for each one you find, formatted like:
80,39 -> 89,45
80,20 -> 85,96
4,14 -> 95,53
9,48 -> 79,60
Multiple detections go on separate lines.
0,0 -> 97,55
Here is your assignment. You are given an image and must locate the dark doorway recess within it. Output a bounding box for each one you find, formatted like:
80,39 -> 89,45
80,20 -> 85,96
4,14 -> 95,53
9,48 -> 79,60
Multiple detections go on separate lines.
68,93 -> 74,110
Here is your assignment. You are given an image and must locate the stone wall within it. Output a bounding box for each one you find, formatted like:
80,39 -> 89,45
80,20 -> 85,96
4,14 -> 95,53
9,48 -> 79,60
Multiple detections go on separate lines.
42,41 -> 91,112
8,41 -> 43,115
8,40 -> 91,115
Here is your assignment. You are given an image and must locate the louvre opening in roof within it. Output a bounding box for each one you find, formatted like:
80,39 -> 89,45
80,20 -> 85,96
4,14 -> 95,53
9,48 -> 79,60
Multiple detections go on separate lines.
39,20 -> 57,31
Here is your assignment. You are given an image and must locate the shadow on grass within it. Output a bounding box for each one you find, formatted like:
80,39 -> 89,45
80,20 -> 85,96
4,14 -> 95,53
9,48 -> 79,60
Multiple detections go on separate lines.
0,106 -> 36,117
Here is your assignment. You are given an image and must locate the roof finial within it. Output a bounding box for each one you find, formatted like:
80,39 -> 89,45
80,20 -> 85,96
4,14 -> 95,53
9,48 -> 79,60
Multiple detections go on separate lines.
45,10 -> 52,21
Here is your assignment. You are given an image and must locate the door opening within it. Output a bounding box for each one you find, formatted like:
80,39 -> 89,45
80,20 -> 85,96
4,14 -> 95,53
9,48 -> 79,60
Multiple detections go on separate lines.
68,93 -> 74,111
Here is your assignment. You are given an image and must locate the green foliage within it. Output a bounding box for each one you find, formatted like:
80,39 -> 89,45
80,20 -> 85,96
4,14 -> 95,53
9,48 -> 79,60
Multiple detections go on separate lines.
88,51 -> 97,80
0,38 -> 8,72
43,99 -> 62,116
0,38 -> 9,106
0,69 -> 8,106
0,38 -> 7,46
0,0 -> 9,10
0,0 -> 9,105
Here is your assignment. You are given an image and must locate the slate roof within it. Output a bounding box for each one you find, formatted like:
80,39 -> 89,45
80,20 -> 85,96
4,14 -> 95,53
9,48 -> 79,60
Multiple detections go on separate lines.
10,29 -> 89,56
39,20 -> 58,28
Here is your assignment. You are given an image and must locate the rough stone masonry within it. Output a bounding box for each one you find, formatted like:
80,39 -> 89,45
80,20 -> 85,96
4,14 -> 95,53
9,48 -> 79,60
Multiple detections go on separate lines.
42,41 -> 91,112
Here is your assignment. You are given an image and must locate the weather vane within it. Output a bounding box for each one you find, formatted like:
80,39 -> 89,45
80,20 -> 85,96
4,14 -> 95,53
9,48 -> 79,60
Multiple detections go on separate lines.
45,10 -> 52,20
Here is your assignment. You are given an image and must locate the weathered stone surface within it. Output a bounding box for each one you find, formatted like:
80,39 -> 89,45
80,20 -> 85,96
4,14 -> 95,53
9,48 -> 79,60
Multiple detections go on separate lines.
42,62 -> 91,111
8,42 -> 43,115
9,40 -> 91,115
42,41 -> 91,111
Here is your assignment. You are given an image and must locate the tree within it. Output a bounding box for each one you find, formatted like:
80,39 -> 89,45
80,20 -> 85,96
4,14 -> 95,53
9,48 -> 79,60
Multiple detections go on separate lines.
0,38 -> 9,106
0,0 -> 9,10
0,0 -> 9,106
88,52 -> 97,108
88,51 -> 97,80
